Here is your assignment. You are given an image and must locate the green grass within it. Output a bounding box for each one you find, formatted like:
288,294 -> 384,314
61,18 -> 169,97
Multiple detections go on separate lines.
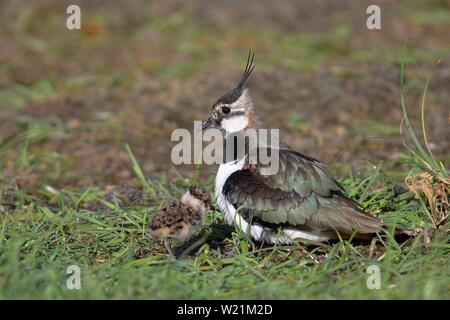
0,156 -> 449,299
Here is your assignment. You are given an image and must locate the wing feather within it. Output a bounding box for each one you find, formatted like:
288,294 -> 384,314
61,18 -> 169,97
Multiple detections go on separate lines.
222,146 -> 383,235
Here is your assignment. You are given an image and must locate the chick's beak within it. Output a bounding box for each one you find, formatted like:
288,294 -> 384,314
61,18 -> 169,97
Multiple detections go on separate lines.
201,116 -> 216,131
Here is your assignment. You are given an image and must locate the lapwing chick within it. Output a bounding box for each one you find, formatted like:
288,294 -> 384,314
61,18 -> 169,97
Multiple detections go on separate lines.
149,186 -> 211,257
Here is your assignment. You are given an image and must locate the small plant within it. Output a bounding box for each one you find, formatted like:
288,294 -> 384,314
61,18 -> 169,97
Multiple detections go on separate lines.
400,58 -> 449,228
125,143 -> 157,197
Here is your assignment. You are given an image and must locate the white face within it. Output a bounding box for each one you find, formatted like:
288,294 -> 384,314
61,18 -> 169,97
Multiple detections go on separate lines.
221,115 -> 249,135
218,89 -> 253,135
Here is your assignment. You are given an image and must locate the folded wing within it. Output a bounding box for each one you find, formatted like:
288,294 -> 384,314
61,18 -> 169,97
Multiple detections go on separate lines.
223,147 -> 383,236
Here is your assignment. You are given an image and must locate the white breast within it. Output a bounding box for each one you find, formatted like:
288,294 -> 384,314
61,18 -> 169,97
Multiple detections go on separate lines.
215,158 -> 276,242
215,158 -> 245,226
214,158 -> 329,244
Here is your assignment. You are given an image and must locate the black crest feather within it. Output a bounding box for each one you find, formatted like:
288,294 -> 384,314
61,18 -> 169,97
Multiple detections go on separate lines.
215,50 -> 255,105
238,50 -> 255,89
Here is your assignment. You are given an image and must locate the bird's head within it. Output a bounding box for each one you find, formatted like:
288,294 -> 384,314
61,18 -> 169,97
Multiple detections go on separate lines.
180,185 -> 211,214
202,51 -> 259,136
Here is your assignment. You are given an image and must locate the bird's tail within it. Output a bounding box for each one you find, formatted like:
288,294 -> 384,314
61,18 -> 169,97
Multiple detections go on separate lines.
318,194 -> 422,242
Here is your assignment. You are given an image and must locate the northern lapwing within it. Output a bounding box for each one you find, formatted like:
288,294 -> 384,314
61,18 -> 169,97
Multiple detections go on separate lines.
202,51 -> 415,244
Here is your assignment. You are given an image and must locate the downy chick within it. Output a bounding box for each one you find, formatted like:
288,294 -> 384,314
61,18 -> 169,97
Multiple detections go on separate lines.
149,186 -> 211,257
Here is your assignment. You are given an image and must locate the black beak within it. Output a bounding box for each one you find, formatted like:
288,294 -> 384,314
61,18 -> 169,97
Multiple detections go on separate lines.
201,116 -> 215,131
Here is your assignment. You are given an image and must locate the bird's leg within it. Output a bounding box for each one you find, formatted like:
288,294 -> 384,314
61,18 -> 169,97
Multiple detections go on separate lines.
164,238 -> 175,258
178,231 -> 211,259
248,238 -> 256,252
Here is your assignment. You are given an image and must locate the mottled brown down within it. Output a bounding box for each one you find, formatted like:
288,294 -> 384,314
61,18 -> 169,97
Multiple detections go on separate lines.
149,187 -> 211,241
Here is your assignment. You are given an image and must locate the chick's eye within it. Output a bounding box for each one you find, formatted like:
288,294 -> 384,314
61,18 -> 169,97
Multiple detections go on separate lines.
221,106 -> 231,114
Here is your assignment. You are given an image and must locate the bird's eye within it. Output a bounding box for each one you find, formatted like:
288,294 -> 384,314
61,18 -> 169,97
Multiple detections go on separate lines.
221,106 -> 231,114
